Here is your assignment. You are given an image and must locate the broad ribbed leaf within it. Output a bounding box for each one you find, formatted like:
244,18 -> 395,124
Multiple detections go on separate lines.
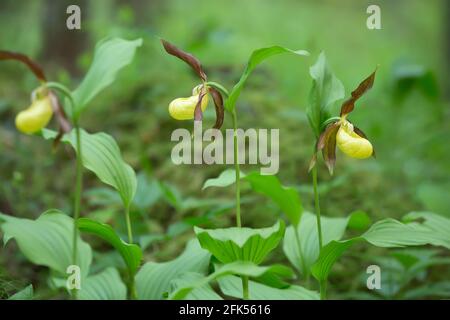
78,268 -> 127,300
218,275 -> 319,300
307,52 -> 345,137
77,218 -> 142,276
169,272 -> 223,300
311,215 -> 450,282
8,285 -> 33,300
169,261 -> 294,300
203,170 -> 301,226
195,220 -> 285,264
72,37 -> 142,116
43,129 -> 137,208
225,46 -> 309,112
402,211 -> 450,248
283,211 -> 370,276
0,210 -> 92,278
135,239 -> 211,300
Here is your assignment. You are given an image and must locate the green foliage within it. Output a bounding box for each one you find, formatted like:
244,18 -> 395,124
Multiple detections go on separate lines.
8,285 -> 33,300
72,37 -> 143,117
77,218 -> 142,276
311,213 -> 450,282
195,220 -> 285,264
225,46 -> 309,112
0,210 -> 92,278
307,52 -> 344,137
78,268 -> 127,300
135,240 -> 211,300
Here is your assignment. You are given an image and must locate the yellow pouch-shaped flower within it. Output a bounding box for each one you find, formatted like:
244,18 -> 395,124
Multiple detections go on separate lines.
336,121 -> 373,159
168,86 -> 208,120
15,95 -> 53,134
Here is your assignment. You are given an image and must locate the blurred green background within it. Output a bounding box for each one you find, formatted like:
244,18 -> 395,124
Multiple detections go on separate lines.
0,0 -> 449,299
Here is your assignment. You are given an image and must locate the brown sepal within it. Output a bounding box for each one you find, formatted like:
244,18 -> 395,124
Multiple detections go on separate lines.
309,120 -> 340,174
0,51 -> 46,82
48,91 -> 72,149
340,67 -> 377,117
161,39 -> 207,81
208,87 -> 224,129
194,87 -> 207,122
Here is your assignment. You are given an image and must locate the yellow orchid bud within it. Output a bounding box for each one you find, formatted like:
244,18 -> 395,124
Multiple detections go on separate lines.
15,95 -> 53,134
168,86 -> 209,120
336,121 -> 373,159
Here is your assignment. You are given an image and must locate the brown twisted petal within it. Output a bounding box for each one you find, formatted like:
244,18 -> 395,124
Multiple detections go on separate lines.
208,87 -> 224,129
48,91 -> 72,148
309,120 -> 340,173
340,68 -> 377,117
161,39 -> 207,81
194,86 -> 208,122
0,51 -> 46,82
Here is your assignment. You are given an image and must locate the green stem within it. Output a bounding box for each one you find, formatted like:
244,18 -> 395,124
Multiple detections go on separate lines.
125,205 -> 133,243
293,225 -> 310,286
45,82 -> 82,299
231,110 -> 249,300
311,165 -> 325,299
320,280 -> 327,300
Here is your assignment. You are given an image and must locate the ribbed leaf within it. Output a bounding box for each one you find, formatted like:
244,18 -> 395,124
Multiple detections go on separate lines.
218,275 -> 319,300
0,210 -> 92,278
311,215 -> 450,282
169,272 -> 223,300
307,52 -> 345,137
169,261 -> 295,300
135,239 -> 211,300
203,170 -> 301,226
195,220 -> 285,264
78,268 -> 127,300
8,285 -> 33,300
225,46 -> 309,112
43,129 -> 137,208
72,37 -> 142,116
77,218 -> 142,276
283,211 -> 370,276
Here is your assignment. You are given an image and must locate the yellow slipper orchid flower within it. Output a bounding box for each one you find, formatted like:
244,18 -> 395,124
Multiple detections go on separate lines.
15,94 -> 53,134
168,85 -> 209,120
336,120 -> 373,159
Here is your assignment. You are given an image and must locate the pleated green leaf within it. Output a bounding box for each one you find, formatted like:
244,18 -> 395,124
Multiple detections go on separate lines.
72,37 -> 142,116
0,210 -> 92,278
43,129 -> 137,208
225,46 -> 309,112
169,261 -> 295,300
218,275 -> 319,300
311,214 -> 450,282
283,211 -> 370,277
8,285 -> 33,300
195,220 -> 285,264
135,239 -> 211,300
77,218 -> 142,276
78,268 -> 127,300
169,272 -> 223,300
203,170 -> 302,226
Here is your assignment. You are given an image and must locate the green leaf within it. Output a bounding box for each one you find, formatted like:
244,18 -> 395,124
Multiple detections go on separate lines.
245,172 -> 302,226
203,170 -> 302,226
283,211 -> 370,276
311,215 -> 450,282
44,129 -> 137,208
218,275 -> 319,300
135,239 -> 211,300
402,211 -> 450,248
169,261 -> 295,300
169,272 -> 223,300
77,218 -> 142,276
195,220 -> 285,264
72,37 -> 142,116
8,285 -> 33,300
78,268 -> 127,300
225,46 -> 309,112
307,52 -> 345,136
202,169 -> 246,190
0,210 -> 92,278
